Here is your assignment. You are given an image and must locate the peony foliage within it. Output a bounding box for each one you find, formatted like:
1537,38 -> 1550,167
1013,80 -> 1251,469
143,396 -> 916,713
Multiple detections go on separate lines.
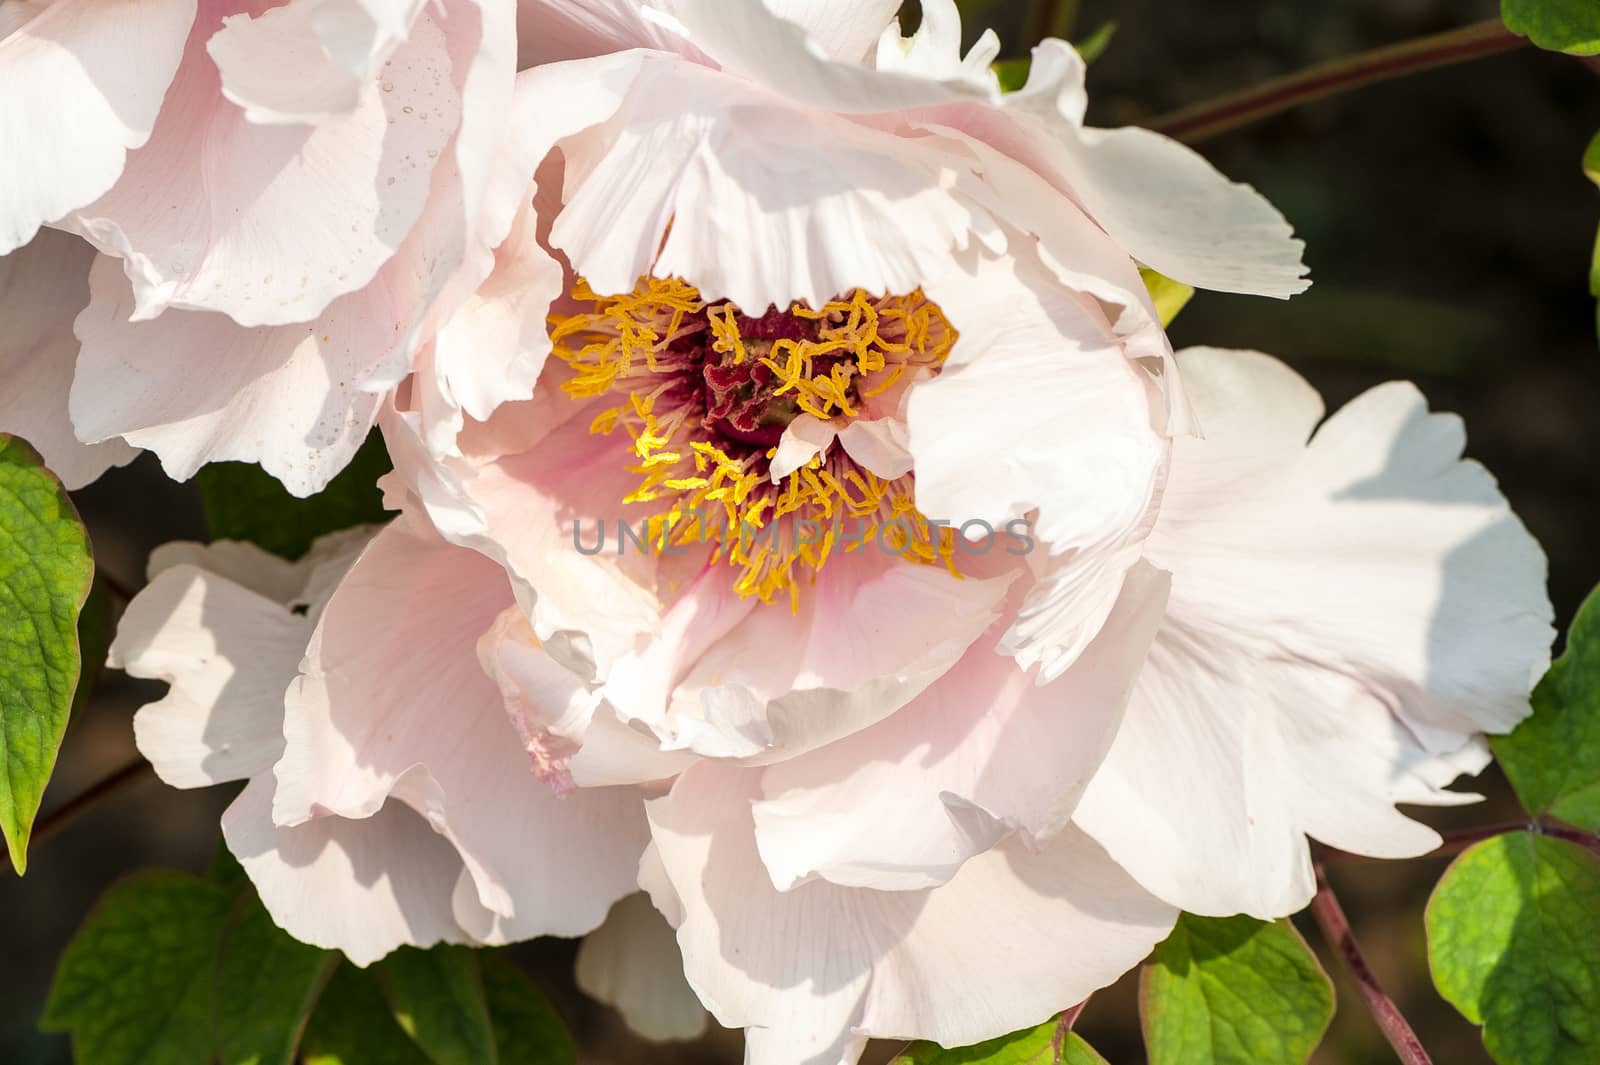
3,2 -> 1599,1064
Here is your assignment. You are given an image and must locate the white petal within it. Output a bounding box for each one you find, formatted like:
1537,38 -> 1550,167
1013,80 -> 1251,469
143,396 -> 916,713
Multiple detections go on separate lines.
421,194 -> 565,453
223,776 -> 473,966
1074,348 -> 1554,917
873,0 -> 999,87
117,534 -> 370,789
770,415 -> 837,482
910,241 -> 1164,679
576,893 -> 710,1042
835,417 -> 912,480
67,3 -> 458,327
70,255 -> 383,497
206,0 -> 430,125
274,516 -> 650,940
116,563 -> 306,789
0,229 -> 135,488
752,562 -> 1168,891
655,548 -> 1015,764
648,764 -> 1176,1058
764,0 -> 900,63
0,0 -> 194,255
515,0 -> 706,65
660,0 -> 996,116
989,41 -> 1308,298
550,55 -> 995,314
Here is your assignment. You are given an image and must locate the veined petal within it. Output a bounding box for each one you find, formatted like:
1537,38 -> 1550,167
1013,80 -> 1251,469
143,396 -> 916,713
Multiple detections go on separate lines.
69,255 -> 385,497
0,0 -> 194,255
67,0 -> 459,327
752,562 -> 1168,891
117,561 -> 304,789
575,892 -> 710,1042
0,230 -> 136,488
550,55 -> 996,314
652,548 -> 1015,765
1074,348 -> 1554,917
207,0 -> 430,125
909,241 -> 1164,679
274,515 -> 650,939
223,776 -> 473,966
648,764 -> 1175,1061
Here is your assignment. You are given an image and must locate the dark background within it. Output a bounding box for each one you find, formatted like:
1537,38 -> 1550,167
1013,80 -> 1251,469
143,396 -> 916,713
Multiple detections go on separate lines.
4,1 -> 1596,1062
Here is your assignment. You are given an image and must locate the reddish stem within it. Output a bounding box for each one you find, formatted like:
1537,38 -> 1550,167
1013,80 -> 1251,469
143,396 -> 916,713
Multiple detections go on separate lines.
27,757 -> 154,854
1310,864 -> 1434,1065
1149,19 -> 1527,144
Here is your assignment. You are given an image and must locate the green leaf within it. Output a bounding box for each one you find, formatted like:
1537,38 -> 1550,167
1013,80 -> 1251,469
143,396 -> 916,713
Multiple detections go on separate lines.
1493,583 -> 1600,833
0,434 -> 95,874
1502,0 -> 1600,55
891,1019 -> 1108,1064
1140,267 -> 1197,328
303,966 -> 434,1065
216,894 -> 339,1065
379,945 -> 498,1065
1140,914 -> 1334,1065
481,955 -> 575,1065
197,430 -> 392,560
1426,832 -> 1600,1065
40,871 -> 233,1065
1074,21 -> 1117,64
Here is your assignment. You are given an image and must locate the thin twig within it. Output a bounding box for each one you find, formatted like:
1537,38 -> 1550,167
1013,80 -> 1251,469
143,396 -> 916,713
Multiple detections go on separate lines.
1310,864 -> 1434,1065
1319,818 -> 1600,865
95,569 -> 138,605
1149,19 -> 1527,144
1537,822 -> 1600,858
28,757 -> 154,852
1317,821 -> 1528,864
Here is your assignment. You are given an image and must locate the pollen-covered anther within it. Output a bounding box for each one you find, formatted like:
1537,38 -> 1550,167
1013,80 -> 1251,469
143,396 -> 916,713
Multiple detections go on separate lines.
549,276 -> 962,606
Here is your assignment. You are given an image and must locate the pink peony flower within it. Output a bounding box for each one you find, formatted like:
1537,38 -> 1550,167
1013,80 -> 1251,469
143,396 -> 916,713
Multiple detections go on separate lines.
111,1 -> 1554,1060
0,0 -> 519,491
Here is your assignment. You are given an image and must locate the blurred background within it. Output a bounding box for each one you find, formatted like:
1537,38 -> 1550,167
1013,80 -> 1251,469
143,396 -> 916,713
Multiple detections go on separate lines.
4,1 -> 1597,1062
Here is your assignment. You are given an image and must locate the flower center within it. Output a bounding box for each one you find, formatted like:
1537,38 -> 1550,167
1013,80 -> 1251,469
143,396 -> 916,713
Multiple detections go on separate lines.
549,277 -> 962,608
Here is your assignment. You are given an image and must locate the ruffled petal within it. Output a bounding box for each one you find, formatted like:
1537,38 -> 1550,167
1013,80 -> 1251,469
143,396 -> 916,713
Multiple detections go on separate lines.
274,515 -> 650,940
69,255 -> 385,497
912,39 -> 1307,298
765,0 -> 901,63
206,0 -> 430,124
519,0 -> 898,67
117,559 -> 304,789
910,241 -> 1164,679
69,0 -> 518,496
1074,348 -> 1554,917
550,54 -> 996,314
648,764 -> 1176,1061
0,230 -> 135,488
575,892 -> 710,1042
0,0 -> 194,255
630,548 -> 1015,766
115,533 -> 370,790
223,776 -> 473,966
67,0 -> 459,327
514,0 -> 707,66
418,192 -> 565,454
752,561 -> 1168,891
384,395 -> 670,676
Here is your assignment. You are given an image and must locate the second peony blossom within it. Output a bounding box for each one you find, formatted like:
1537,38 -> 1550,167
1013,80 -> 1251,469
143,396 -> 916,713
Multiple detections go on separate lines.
112,1 -> 1553,1062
